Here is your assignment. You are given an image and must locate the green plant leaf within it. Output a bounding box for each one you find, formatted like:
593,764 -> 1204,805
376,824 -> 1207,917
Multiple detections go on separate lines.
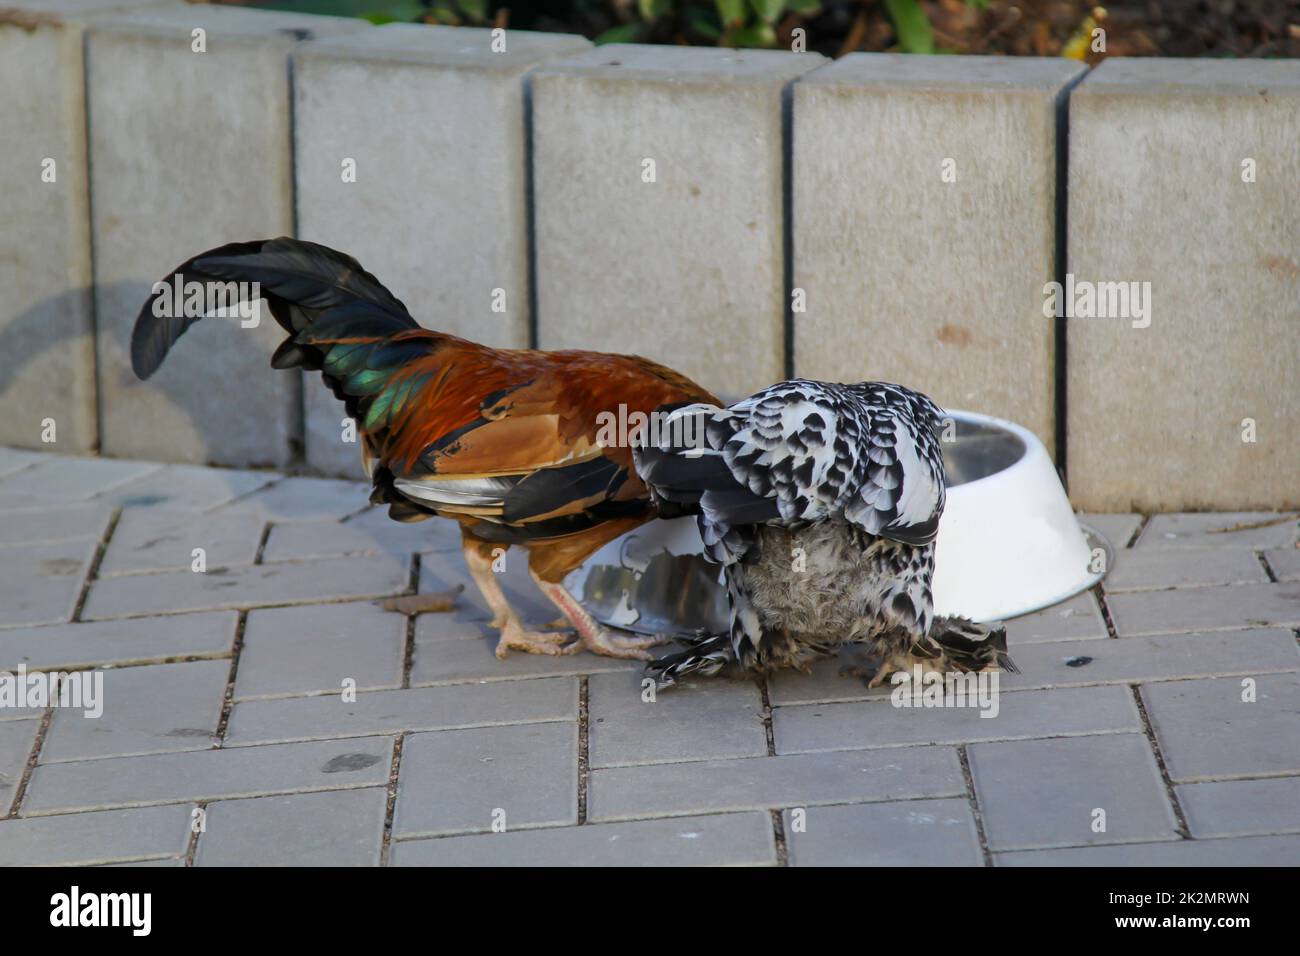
594,22 -> 646,44
749,0 -> 786,23
639,0 -> 672,20
716,0 -> 747,28
786,0 -> 821,13
457,0 -> 488,20
884,0 -> 934,54
361,1 -> 427,25
731,20 -> 777,46
688,7 -> 724,38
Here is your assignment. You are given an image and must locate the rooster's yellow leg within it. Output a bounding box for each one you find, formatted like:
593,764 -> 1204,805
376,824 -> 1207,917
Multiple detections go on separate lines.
462,543 -> 572,658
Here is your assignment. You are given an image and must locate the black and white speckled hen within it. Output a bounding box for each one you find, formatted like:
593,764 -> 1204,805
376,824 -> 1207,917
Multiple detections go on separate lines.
632,379 -> 1017,686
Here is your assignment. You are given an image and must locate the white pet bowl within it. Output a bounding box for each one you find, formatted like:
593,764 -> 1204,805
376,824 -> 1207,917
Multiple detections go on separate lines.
567,410 -> 1109,632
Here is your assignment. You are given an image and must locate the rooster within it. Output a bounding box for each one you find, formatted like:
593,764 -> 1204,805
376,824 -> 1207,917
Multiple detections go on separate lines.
131,238 -> 718,659
631,379 -> 1017,685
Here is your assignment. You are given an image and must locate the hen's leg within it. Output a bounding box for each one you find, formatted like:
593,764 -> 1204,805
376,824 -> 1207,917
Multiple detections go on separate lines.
461,537 -> 572,658
529,570 -> 670,660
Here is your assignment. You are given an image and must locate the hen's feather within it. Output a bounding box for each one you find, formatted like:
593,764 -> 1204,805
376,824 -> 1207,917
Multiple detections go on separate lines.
633,379 -> 1012,686
634,379 -> 948,564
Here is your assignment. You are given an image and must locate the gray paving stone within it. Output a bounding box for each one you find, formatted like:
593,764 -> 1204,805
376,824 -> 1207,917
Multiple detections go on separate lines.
0,503 -> 115,544
235,601 -> 403,700
588,746 -> 965,823
262,511 -> 460,563
80,554 -> 409,620
0,804 -> 194,867
195,787 -> 386,866
997,835 -> 1300,867
1078,513 -> 1144,550
393,811 -> 775,867
1005,590 -> 1108,645
1178,777 -> 1300,838
0,698 -> 45,722
774,685 -> 1140,754
1141,673 -> 1300,782
42,659 -> 228,762
227,678 -> 576,746
0,719 -> 38,811
24,735 -> 393,815
783,798 -> 983,867
1136,513 -> 1299,551
0,448 -> 46,479
411,631 -> 640,685
1002,630 -> 1300,690
215,477 -> 369,523
0,611 -> 236,672
97,857 -> 184,867
769,629 -> 1300,704
0,492 -> 75,511
589,669 -> 767,768
0,538 -> 97,627
1105,548 -> 1270,592
0,457 -> 161,501
1107,582 -> 1300,636
1263,548 -> 1300,582
969,733 -> 1179,851
91,463 -> 279,511
393,723 -> 577,838
98,508 -> 265,576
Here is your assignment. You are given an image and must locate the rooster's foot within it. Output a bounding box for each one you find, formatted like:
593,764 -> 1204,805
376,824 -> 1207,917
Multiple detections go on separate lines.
494,621 -> 578,659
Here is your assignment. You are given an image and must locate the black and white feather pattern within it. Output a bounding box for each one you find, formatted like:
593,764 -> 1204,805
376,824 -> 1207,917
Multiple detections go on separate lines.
633,380 -> 1008,686
635,379 -> 947,562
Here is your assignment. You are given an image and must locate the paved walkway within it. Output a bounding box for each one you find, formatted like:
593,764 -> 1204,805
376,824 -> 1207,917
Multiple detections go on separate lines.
0,446 -> 1297,866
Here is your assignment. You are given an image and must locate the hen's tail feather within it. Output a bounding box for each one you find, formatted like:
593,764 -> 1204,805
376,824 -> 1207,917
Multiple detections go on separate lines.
130,237 -> 416,381
644,632 -> 735,688
926,615 -> 1018,673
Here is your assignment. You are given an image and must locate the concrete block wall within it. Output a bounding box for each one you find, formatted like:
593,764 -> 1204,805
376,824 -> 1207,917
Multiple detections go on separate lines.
294,24 -> 590,477
0,0 -> 178,456
87,5 -> 364,469
532,45 -> 825,399
0,7 -> 1295,508
792,54 -> 1086,452
1067,59 -> 1300,512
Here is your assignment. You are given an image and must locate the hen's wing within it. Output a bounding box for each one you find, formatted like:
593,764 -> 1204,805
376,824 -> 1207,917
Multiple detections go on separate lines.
633,379 -> 947,564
